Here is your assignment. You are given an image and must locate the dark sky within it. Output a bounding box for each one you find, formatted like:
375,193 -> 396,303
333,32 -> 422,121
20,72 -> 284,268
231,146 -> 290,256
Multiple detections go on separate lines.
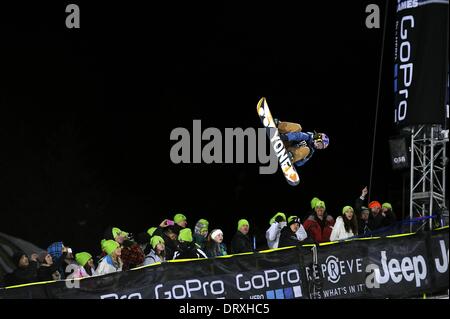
0,1 -> 404,253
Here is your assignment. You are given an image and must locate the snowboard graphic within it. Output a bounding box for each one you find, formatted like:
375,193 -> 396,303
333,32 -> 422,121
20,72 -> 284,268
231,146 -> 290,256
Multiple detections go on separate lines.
257,97 -> 300,186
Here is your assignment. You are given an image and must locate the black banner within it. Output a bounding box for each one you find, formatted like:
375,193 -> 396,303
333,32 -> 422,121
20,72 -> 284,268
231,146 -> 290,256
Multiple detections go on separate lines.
0,229 -> 448,299
394,0 -> 448,127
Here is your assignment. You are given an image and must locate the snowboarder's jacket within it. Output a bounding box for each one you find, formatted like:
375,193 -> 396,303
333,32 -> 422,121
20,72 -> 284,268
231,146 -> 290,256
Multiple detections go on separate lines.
283,131 -> 315,167
172,242 -> 207,260
231,231 -> 254,254
303,214 -> 335,243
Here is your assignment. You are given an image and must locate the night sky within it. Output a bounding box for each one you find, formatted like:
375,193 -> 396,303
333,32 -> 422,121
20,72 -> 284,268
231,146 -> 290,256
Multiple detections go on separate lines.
0,1 -> 404,253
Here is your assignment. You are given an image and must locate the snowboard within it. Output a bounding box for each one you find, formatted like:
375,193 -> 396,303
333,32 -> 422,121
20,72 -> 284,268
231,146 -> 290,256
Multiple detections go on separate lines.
257,97 -> 300,186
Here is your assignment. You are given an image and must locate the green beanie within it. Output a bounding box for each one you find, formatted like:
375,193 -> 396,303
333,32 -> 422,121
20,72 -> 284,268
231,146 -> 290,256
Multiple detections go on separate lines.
314,200 -> 326,209
382,202 -> 392,210
150,236 -> 165,249
147,227 -> 157,237
178,228 -> 193,242
75,252 -> 92,267
269,212 -> 286,225
103,240 -> 120,256
174,214 -> 187,224
237,219 -> 249,231
342,206 -> 354,215
112,227 -> 128,239
101,239 -> 107,251
287,215 -> 299,224
311,197 -> 321,209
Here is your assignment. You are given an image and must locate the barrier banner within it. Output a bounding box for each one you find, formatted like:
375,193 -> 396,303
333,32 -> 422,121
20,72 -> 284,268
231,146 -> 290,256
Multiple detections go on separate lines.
0,228 -> 448,299
302,242 -> 369,299
428,230 -> 449,292
366,233 -> 432,298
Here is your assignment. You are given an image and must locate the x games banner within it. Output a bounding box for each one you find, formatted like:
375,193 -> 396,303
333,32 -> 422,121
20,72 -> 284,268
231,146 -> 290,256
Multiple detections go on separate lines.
394,0 -> 449,127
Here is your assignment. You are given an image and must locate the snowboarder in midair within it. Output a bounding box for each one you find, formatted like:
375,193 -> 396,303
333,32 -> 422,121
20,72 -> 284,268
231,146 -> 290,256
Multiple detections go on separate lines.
275,120 -> 329,167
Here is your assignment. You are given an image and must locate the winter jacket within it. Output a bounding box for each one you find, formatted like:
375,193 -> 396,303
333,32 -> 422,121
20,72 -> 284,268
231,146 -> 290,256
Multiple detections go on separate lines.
231,231 -> 254,254
278,226 -> 303,248
303,214 -> 335,243
5,261 -> 39,286
66,265 -> 97,279
284,132 -> 316,167
358,218 -> 371,236
193,233 -> 207,250
173,242 -> 207,260
330,216 -> 355,241
144,249 -> 165,265
266,221 -> 286,249
266,222 -> 308,249
205,242 -> 228,258
96,255 -> 122,275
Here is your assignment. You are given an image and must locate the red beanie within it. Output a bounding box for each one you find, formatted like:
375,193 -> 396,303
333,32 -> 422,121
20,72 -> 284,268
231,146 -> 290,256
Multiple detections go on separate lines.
368,201 -> 381,209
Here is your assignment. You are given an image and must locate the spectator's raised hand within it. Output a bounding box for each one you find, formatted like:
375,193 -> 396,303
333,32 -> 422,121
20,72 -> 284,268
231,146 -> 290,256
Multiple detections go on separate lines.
160,219 -> 169,228
361,186 -> 368,198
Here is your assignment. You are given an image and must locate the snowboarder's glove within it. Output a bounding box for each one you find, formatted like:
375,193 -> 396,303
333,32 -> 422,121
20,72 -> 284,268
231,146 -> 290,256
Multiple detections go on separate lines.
313,131 -> 322,141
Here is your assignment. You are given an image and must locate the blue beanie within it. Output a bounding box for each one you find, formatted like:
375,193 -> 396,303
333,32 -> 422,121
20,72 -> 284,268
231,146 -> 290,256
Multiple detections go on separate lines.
47,242 -> 63,262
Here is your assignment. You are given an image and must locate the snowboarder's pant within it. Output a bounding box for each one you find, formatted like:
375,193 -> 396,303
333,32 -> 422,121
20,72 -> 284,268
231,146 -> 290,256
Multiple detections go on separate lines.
278,121 -> 310,163
278,121 -> 302,134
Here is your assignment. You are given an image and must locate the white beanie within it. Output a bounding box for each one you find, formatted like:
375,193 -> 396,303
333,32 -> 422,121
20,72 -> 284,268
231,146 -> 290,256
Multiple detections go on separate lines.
210,229 -> 223,241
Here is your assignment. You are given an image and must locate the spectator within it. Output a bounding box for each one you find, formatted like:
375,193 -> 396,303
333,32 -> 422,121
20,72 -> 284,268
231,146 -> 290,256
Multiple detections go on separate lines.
97,240 -> 123,275
231,219 -> 254,254
135,232 -> 151,255
103,227 -> 129,244
355,186 -> 368,214
330,206 -> 358,241
67,252 -> 97,279
153,220 -> 179,260
303,200 -> 335,243
144,236 -> 166,265
4,252 -> 39,286
205,229 -> 227,257
120,239 -> 145,271
193,219 -> 209,250
47,242 -> 72,279
368,201 -> 385,230
173,213 -> 188,234
358,206 -> 371,236
266,212 -> 287,249
279,216 -> 308,247
173,229 -> 207,259
37,249 -> 68,281
382,202 -> 397,227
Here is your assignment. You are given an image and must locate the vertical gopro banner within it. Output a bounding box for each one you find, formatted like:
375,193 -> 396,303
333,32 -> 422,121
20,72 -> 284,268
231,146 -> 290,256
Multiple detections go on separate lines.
394,0 -> 449,127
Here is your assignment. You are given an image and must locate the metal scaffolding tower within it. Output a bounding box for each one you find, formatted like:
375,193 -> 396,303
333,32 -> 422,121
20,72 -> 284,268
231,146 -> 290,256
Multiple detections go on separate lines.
409,125 -> 448,231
